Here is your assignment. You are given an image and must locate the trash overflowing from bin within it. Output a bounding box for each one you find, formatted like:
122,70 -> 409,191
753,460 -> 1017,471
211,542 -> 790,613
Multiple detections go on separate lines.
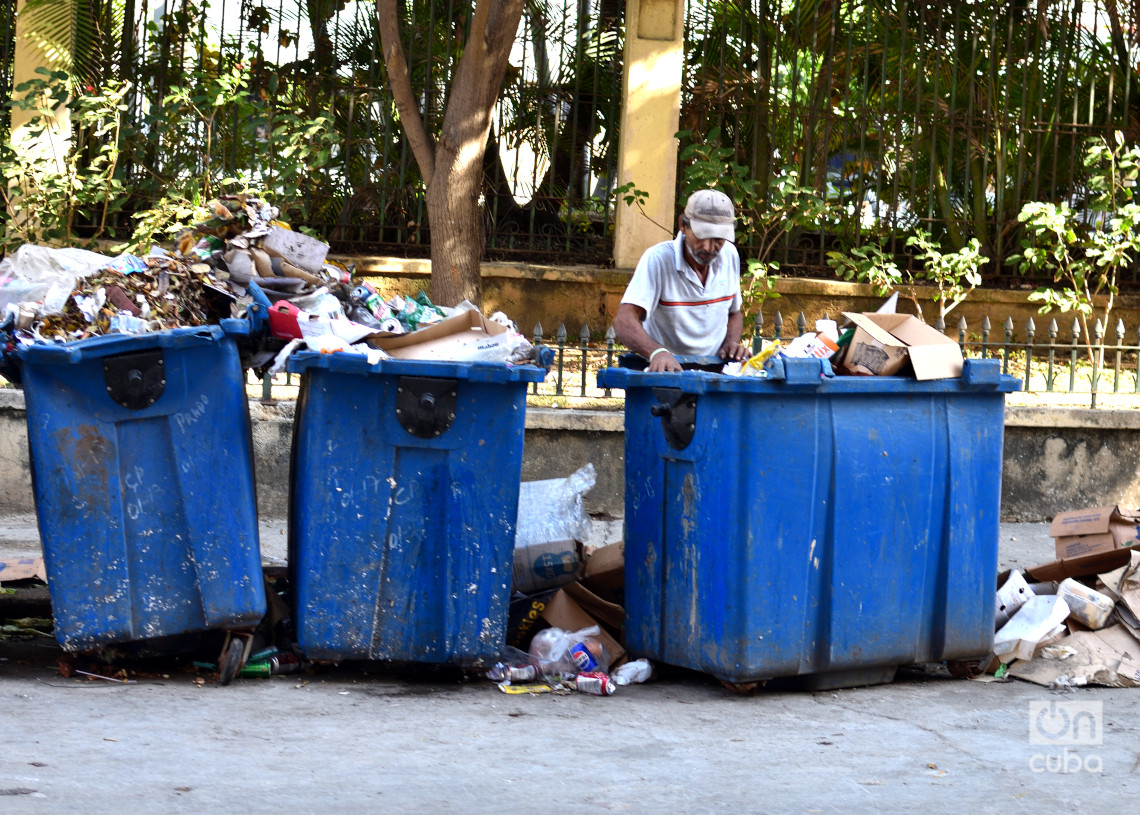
0,197 -> 551,684
491,466 -> 638,697
0,194 -> 544,374
625,291 -> 967,382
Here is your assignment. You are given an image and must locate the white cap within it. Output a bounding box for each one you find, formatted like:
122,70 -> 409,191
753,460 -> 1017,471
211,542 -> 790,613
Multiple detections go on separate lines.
683,189 -> 736,242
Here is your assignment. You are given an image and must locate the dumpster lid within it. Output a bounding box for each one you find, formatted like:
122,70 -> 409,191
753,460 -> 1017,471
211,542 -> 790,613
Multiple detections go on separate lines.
16,324 -> 235,366
596,357 -> 1020,393
287,349 -> 548,383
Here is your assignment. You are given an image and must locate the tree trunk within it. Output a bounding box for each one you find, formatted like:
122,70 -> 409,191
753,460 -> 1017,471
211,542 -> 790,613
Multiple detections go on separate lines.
427,137 -> 487,306
378,0 -> 526,308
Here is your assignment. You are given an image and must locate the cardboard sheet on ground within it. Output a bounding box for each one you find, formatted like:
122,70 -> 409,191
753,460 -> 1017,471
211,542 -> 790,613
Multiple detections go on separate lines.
1008,625 -> 1140,687
1099,551 -> 1140,625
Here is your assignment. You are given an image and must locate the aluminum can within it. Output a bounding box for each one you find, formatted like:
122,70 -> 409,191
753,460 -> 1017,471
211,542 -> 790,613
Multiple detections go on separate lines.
574,671 -> 616,696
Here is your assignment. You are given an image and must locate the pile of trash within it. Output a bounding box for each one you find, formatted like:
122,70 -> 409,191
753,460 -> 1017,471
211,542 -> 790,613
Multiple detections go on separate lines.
983,505 -> 1140,688
723,292 -> 965,381
493,464 -> 646,698
0,194 -> 542,374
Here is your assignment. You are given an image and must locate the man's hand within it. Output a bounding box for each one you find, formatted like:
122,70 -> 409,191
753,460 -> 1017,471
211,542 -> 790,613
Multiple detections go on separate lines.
718,340 -> 750,362
649,349 -> 683,372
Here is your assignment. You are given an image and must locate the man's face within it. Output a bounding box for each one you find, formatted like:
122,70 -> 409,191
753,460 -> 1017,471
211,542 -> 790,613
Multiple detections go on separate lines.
681,221 -> 727,267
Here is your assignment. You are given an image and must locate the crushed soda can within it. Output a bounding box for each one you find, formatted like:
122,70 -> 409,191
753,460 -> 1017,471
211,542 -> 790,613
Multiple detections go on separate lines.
486,663 -> 539,684
574,671 -> 616,696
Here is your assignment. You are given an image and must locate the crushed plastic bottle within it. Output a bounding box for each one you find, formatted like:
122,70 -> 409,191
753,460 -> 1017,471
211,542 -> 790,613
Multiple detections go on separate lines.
612,658 -> 653,686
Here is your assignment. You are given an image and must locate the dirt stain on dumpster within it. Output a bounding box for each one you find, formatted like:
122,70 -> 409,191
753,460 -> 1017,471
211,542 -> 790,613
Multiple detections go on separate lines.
681,473 -> 697,539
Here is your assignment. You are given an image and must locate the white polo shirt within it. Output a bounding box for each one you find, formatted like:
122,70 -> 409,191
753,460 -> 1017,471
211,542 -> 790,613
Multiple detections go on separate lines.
620,233 -> 742,357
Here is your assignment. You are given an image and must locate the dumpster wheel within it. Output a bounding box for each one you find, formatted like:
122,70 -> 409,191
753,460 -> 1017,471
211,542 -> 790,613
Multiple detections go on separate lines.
217,638 -> 246,686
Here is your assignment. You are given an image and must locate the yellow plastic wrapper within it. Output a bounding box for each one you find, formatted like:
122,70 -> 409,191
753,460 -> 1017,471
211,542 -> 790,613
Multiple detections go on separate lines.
741,341 -> 782,376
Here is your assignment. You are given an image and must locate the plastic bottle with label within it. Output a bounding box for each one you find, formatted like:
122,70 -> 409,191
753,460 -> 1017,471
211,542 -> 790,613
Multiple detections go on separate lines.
1057,578 -> 1115,629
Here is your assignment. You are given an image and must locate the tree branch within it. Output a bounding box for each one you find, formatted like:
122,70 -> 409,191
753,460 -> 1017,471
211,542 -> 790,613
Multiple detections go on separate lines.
376,0 -> 436,184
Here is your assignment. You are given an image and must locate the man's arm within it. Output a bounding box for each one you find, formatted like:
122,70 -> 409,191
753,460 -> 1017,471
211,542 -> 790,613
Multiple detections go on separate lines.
614,302 -> 683,372
718,311 -> 750,362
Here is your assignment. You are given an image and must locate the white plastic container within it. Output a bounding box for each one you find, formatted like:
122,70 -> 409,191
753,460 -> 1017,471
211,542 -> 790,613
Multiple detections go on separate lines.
1058,578 -> 1115,630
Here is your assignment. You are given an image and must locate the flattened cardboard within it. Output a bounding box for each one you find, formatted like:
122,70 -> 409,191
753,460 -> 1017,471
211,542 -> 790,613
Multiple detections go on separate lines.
562,581 -> 624,634
367,309 -> 510,361
1007,625 -> 1140,687
839,312 -> 964,380
1026,549 -> 1132,583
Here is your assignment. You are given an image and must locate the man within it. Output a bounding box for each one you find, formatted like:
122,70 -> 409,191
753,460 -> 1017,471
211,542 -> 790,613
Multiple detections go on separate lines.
614,189 -> 750,372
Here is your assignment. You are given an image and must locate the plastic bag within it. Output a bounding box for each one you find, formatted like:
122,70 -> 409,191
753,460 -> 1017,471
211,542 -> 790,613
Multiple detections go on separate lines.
527,625 -> 611,677
613,659 -> 653,686
515,464 -> 596,550
0,244 -> 111,316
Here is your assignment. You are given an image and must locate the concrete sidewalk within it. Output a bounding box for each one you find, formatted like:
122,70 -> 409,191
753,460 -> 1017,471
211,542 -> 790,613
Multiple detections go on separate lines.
9,519 -> 1138,813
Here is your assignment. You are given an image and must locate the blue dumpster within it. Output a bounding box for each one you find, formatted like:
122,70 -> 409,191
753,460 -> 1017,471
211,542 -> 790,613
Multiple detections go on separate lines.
287,352 -> 547,664
596,356 -> 1020,688
19,321 -> 266,651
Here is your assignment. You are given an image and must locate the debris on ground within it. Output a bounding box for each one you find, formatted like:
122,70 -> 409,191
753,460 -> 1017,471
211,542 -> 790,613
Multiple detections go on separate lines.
978,507 -> 1140,688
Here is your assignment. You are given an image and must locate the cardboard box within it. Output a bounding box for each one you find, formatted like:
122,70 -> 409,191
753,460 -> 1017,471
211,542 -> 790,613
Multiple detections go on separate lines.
541,586 -> 627,669
838,312 -> 963,380
581,541 -> 624,604
506,588 -> 559,650
367,310 -> 513,362
1028,506 -> 1140,581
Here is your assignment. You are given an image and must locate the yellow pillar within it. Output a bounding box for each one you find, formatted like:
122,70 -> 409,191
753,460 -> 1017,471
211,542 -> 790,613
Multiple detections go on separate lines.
613,0 -> 683,268
8,0 -> 72,232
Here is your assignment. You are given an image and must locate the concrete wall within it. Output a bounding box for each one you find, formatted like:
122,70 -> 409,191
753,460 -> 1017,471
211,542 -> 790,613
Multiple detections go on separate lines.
1,387 -> 1137,524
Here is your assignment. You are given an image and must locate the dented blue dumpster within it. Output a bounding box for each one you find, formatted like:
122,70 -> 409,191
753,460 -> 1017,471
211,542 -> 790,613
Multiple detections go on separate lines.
287,352 -> 547,665
596,356 -> 1020,689
19,322 -> 266,651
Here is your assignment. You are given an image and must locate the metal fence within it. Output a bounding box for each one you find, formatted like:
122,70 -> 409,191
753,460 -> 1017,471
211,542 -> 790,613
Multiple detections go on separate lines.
248,309 -> 1140,410
684,0 -> 1137,282
6,1 -> 1137,279
29,0 -> 624,264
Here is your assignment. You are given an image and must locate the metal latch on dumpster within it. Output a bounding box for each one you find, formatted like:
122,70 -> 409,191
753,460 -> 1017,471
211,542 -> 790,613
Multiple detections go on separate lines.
650,387 -> 697,451
396,377 -> 458,438
103,349 -> 166,410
